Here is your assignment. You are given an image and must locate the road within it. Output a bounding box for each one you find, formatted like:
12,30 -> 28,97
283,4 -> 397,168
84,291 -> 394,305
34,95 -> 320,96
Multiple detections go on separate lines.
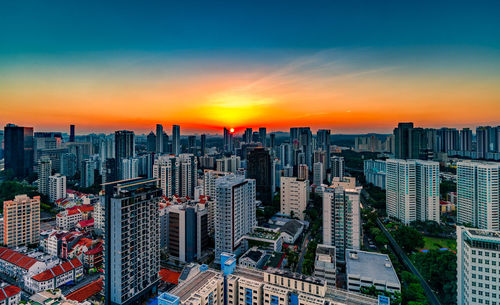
376,218 -> 442,305
61,273 -> 102,295
296,231 -> 311,273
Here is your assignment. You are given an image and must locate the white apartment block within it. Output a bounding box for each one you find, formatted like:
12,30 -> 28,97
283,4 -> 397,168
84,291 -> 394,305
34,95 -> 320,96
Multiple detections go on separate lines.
153,154 -> 198,198
37,157 -> 52,196
386,159 -> 440,225
216,155 -> 241,173
49,173 -> 66,203
313,162 -> 324,186
215,175 -> 256,262
457,161 -> 500,230
280,177 -> 309,220
323,187 -> 361,262
159,266 -> 378,305
203,170 -> 229,199
457,226 -> 500,305
121,157 -> 139,180
3,195 -> 40,247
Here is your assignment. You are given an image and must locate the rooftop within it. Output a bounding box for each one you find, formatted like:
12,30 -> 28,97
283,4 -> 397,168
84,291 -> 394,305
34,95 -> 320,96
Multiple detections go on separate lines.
266,268 -> 325,286
65,278 -> 103,302
32,258 -> 82,282
346,250 -> 400,286
169,269 -> 221,302
0,247 -> 39,270
0,285 -> 21,301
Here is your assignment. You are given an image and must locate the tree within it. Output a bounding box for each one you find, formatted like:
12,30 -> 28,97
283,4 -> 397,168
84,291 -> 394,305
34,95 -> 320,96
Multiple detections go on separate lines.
393,226 -> 424,253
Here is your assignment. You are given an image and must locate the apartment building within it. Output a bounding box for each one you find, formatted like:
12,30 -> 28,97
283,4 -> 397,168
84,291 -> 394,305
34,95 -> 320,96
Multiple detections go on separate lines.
3,195 -> 40,247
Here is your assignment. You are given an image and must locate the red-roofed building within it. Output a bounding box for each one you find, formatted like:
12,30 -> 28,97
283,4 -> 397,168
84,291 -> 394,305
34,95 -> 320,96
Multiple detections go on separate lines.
0,247 -> 47,281
159,269 -> 180,285
83,242 -> 103,269
0,285 -> 21,305
76,218 -> 94,231
65,278 -> 103,303
26,258 -> 83,293
67,237 -> 94,261
56,205 -> 94,230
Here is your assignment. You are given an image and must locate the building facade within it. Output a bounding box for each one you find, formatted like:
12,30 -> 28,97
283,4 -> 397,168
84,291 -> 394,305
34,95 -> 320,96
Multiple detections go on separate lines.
3,195 -> 40,247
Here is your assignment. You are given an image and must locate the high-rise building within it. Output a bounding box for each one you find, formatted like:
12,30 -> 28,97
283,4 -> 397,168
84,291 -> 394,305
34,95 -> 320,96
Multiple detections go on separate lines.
162,132 -> 169,153
80,159 -> 96,188
156,124 -> 164,153
270,133 -> 276,151
121,157 -> 140,180
363,160 -> 386,190
179,154 -> 198,198
69,125 -> 75,142
215,155 -> 241,173
49,173 -> 66,203
476,126 -> 489,159
214,175 -> 256,262
247,147 -> 272,202
164,203 -> 209,263
37,156 -> 52,195
460,128 -> 473,152
223,127 -> 234,153
147,132 -> 156,152
115,130 -> 135,179
244,128 -> 253,144
103,178 -> 161,305
386,159 -> 440,225
60,153 -> 77,177
313,162 -> 324,186
280,177 -> 309,220
394,122 -> 414,159
102,158 -> 117,184
298,164 -> 309,181
172,125 -> 180,155
457,226 -> 500,305
279,143 -> 293,167
188,135 -> 196,154
331,156 -> 344,180
4,124 -> 34,178
316,129 -> 331,169
3,194 -> 40,247
457,160 -> 500,230
259,127 -> 267,146
153,154 -> 197,198
203,170 -> 229,199
323,186 -> 361,262
200,134 -> 206,156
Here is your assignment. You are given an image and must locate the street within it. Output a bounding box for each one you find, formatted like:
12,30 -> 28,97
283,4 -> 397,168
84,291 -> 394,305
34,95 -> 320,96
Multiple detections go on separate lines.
296,231 -> 311,273
60,273 -> 102,295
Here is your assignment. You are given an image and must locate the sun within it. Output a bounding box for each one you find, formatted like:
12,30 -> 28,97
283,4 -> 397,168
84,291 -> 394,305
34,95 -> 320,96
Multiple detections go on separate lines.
230,128 -> 235,133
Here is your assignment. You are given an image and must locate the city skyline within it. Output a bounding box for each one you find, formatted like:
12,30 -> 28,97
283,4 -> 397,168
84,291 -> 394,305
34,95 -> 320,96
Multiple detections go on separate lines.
1,1 -> 500,133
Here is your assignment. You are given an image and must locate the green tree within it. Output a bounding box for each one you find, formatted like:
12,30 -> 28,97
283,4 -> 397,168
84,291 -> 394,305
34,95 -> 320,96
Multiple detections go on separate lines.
393,226 -> 424,253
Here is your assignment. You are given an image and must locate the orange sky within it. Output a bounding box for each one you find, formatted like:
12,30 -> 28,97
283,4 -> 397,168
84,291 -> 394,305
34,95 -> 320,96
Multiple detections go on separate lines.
1,50 -> 499,134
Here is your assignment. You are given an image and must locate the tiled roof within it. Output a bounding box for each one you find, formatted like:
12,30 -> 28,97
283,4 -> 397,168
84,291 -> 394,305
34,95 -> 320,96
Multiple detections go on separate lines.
159,269 -> 181,284
77,219 -> 94,228
0,247 -> 39,270
85,243 -> 103,255
65,278 -> 103,302
0,285 -> 21,301
32,258 -> 82,282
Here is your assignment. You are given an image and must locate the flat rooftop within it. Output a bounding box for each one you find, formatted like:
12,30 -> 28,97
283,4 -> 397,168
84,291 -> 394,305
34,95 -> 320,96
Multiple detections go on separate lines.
169,269 -> 220,302
346,250 -> 400,286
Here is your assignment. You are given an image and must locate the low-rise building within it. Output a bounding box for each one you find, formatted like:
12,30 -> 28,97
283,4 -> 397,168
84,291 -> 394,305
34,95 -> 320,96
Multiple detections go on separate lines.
0,247 -> 47,283
239,247 -> 268,269
56,205 -> 93,230
26,258 -> 83,293
346,250 -> 401,294
244,227 -> 283,252
0,285 -> 21,305
314,244 -> 336,288
279,220 -> 305,244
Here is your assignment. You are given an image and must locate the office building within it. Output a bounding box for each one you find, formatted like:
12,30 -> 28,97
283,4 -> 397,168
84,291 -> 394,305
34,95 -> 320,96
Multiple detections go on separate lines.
4,124 -> 34,178
164,203 -> 209,263
3,195 -> 40,247
37,156 -> 52,196
188,135 -> 196,154
172,125 -> 181,155
331,156 -> 344,180
323,186 -> 361,262
247,147 -> 272,202
313,162 -> 324,186
60,153 -> 77,177
457,160 -> 500,230
363,160 -> 386,190
259,127 -> 267,146
317,129 -> 331,167
386,159 -> 440,225
103,178 -> 161,305
346,250 -> 401,294
280,177 -> 309,220
49,173 -> 66,203
80,159 -> 96,188
69,125 -> 75,142
214,175 -> 256,262
121,157 -> 139,180
200,134 -> 206,156
216,155 -> 241,173
156,124 -> 164,153
223,127 -> 234,153
314,244 -> 336,287
394,122 -> 414,159
298,164 -> 309,181
114,130 -> 135,179
457,226 -> 500,305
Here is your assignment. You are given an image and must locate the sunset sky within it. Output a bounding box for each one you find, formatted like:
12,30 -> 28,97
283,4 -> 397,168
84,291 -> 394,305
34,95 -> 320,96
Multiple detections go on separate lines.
1,0 -> 500,134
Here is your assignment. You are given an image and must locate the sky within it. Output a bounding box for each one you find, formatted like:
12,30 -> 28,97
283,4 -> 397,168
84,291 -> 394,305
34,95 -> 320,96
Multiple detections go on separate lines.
1,0 -> 500,134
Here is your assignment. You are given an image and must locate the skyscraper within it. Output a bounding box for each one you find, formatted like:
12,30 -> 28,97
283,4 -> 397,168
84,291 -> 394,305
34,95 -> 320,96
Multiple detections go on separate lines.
172,125 -> 180,155
323,186 -> 361,262
153,154 -> 198,198
313,162 -> 324,186
114,130 -> 135,179
457,226 -> 500,305
188,135 -> 196,154
223,127 -> 234,153
280,177 -> 309,220
200,134 -> 206,156
121,157 -> 140,180
331,156 -> 345,180
49,173 -> 66,203
4,124 -> 34,178
247,147 -> 272,202
460,128 -> 473,152
37,156 -> 52,195
316,129 -> 331,169
103,178 -> 161,305
245,128 -> 253,144
386,159 -> 440,225
214,174 -> 256,262
270,133 -> 276,151
457,160 -> 500,230
394,122 -> 414,159
259,127 -> 267,146
147,131 -> 156,152
69,125 -> 75,142
476,126 -> 489,159
3,195 -> 40,247
156,124 -> 164,153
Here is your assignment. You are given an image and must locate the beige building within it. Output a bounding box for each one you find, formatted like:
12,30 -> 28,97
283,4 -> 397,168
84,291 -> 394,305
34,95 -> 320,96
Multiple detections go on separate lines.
3,195 -> 40,247
330,177 -> 356,189
280,177 -> 309,220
